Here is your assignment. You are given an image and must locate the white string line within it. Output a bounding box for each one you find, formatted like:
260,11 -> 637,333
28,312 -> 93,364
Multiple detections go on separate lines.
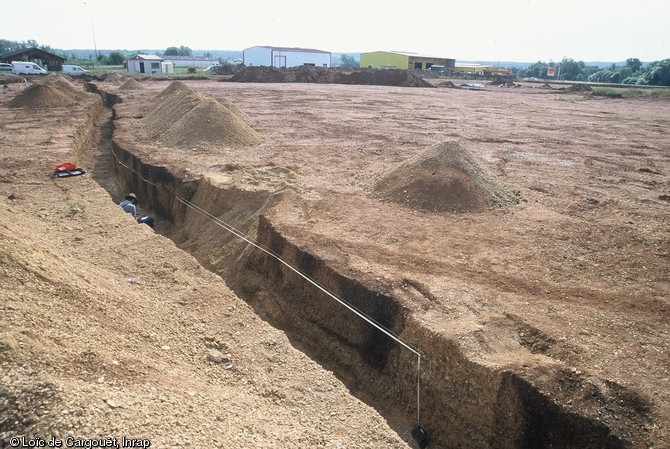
417,354 -> 421,424
111,148 -> 424,420
112,150 -> 421,356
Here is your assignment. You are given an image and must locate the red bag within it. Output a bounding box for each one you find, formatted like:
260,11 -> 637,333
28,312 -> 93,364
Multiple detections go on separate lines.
52,162 -> 86,178
55,162 -> 78,171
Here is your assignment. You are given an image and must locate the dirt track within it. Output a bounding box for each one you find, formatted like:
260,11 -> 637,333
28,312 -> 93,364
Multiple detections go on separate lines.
1,74 -> 669,448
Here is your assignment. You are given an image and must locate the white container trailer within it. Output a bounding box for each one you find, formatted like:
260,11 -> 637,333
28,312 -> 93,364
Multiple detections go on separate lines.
243,46 -> 331,68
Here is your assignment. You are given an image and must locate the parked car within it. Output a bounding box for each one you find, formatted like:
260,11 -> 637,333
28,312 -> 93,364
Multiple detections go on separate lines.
62,64 -> 88,73
0,63 -> 12,71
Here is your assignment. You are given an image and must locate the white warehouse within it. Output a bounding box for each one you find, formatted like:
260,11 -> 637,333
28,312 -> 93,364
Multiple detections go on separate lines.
243,46 -> 331,68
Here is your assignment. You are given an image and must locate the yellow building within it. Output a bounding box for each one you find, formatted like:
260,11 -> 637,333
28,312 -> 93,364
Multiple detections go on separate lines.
360,51 -> 455,70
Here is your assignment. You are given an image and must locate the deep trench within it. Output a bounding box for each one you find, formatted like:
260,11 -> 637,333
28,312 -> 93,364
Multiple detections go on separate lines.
82,84 -> 631,449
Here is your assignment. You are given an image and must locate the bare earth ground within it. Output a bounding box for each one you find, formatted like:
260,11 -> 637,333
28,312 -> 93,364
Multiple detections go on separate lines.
0,81 -> 409,448
1,75 -> 669,448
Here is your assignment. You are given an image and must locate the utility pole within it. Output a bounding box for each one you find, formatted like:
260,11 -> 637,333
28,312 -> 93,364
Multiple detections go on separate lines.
84,2 -> 98,64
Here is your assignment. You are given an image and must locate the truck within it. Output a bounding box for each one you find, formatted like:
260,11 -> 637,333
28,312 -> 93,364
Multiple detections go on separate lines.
11,61 -> 47,75
62,64 -> 88,73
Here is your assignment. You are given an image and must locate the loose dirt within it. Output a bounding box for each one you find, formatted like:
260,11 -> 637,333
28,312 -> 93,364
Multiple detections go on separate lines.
119,79 -> 143,90
0,80 -> 409,449
1,75 -> 669,448
141,81 -> 262,149
373,140 -> 519,212
229,66 -> 434,87
7,77 -> 90,109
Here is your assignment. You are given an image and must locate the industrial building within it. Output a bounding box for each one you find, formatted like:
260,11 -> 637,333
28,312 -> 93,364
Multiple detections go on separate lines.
360,51 -> 455,71
160,55 -> 219,68
243,46 -> 331,68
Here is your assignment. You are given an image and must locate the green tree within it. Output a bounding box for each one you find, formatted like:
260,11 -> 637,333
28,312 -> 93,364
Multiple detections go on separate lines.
625,58 -> 642,72
558,58 -> 586,80
105,51 -> 126,65
0,38 -> 55,54
589,67 -> 622,83
338,54 -> 359,68
638,59 -> 670,86
518,61 -> 549,78
165,46 -> 193,56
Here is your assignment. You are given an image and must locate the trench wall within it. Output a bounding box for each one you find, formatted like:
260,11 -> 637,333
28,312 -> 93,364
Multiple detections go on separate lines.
99,93 -> 631,449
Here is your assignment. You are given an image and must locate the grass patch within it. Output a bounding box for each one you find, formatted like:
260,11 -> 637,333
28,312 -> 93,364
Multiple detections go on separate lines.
68,202 -> 81,215
591,87 -> 670,99
624,88 -> 670,98
592,88 -> 623,98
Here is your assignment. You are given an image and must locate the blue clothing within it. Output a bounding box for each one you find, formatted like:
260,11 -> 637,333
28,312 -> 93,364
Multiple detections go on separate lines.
119,199 -> 138,219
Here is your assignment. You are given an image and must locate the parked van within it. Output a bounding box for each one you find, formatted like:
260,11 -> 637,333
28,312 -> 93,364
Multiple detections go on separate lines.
62,65 -> 88,73
11,61 -> 47,75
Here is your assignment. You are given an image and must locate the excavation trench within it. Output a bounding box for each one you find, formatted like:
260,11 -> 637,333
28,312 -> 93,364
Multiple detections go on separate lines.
84,85 -> 631,449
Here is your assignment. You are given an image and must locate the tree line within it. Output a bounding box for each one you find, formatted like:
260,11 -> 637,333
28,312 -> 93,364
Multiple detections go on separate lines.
2,38 -> 668,85
0,39 -> 125,65
515,57 -> 670,86
0,39 -> 220,66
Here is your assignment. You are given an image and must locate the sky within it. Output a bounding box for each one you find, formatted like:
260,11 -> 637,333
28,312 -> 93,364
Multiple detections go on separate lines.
4,0 -> 669,62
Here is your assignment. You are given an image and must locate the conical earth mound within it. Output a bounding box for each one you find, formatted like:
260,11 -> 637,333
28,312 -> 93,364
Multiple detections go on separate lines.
142,81 -> 262,148
374,141 -> 518,213
7,83 -> 81,108
160,98 -> 263,148
119,78 -> 143,90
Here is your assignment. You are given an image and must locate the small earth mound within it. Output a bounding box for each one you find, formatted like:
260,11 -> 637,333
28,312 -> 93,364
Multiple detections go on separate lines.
154,80 -> 193,100
100,72 -> 124,83
336,69 -> 434,87
230,66 -> 288,83
564,84 -> 593,92
287,66 -> 339,83
119,78 -> 144,90
40,76 -> 89,100
437,81 -> 459,88
142,81 -> 262,148
373,141 -> 519,213
160,98 -> 263,148
540,83 -> 553,89
7,82 -> 83,108
143,84 -> 205,138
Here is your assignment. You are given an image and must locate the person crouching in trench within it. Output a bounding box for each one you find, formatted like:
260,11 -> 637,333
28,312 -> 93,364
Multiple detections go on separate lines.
119,193 -> 155,228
